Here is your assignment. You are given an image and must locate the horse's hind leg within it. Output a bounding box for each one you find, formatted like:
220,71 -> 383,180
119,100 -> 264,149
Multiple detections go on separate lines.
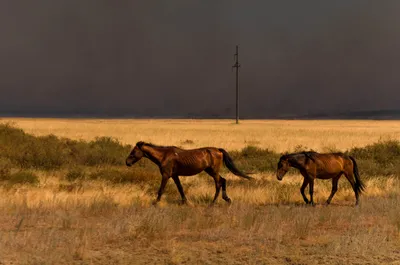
326,174 -> 341,205
205,168 -> 221,203
344,172 -> 359,205
172,176 -> 187,204
220,176 -> 231,203
212,177 -> 222,203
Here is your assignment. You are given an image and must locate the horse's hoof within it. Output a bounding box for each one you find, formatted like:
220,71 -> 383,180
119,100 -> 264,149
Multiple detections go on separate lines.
225,198 -> 232,204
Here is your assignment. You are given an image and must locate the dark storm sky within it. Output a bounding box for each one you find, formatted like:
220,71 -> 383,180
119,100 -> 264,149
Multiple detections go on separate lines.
1,1 -> 399,118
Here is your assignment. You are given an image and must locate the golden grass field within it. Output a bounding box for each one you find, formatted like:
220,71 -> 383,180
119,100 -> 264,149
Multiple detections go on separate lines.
0,118 -> 400,264
3,118 -> 400,152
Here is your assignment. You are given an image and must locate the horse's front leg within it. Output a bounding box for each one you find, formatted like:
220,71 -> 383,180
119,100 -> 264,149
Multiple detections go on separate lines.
309,178 -> 315,206
154,174 -> 170,205
301,170 -> 316,206
300,178 -> 310,204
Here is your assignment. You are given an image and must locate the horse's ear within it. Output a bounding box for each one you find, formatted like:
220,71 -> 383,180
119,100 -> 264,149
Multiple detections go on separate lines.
136,141 -> 145,148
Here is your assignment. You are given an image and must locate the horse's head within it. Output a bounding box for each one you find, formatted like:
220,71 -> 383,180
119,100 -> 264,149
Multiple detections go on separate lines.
126,141 -> 145,166
277,155 -> 290,181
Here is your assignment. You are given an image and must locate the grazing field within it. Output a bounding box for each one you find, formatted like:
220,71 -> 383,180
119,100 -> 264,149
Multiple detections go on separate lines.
0,119 -> 399,264
2,118 -> 400,152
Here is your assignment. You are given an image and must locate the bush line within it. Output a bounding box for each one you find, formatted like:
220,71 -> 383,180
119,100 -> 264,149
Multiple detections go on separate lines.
0,123 -> 399,179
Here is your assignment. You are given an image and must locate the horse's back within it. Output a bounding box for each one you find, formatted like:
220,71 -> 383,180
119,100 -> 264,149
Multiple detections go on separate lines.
177,147 -> 222,159
170,147 -> 223,175
183,146 -> 220,152
319,153 -> 354,168
312,153 -> 349,177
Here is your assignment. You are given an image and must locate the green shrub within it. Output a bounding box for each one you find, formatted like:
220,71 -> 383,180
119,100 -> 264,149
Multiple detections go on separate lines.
230,145 -> 280,173
86,166 -> 159,186
0,123 -> 131,170
18,134 -> 67,169
88,168 -> 134,184
7,171 -> 39,186
349,140 -> 400,176
0,157 -> 13,180
80,137 -> 131,166
65,167 -> 86,182
1,123 -> 400,178
349,140 -> 400,162
0,124 -> 68,169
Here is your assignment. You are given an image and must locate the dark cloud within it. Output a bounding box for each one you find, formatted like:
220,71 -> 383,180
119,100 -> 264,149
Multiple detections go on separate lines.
0,1 -> 399,118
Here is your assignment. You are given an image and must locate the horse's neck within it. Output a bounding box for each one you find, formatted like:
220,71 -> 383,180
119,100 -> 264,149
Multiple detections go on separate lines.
288,154 -> 306,169
142,146 -> 164,166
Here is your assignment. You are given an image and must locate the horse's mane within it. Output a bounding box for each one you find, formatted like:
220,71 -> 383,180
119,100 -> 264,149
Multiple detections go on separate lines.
136,141 -> 180,149
280,151 -> 318,163
281,151 -> 349,164
331,152 -> 345,156
280,150 -> 316,158
302,151 -> 317,162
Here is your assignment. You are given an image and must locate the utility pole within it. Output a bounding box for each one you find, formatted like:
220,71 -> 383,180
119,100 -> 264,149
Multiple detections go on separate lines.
232,45 -> 240,124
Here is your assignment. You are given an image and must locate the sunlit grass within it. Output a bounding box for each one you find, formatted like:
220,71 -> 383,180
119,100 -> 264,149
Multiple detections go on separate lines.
0,175 -> 399,264
2,118 -> 400,152
0,118 -> 400,264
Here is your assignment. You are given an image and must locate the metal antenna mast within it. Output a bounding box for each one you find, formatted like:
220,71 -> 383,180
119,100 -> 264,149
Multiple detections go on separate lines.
232,45 -> 240,124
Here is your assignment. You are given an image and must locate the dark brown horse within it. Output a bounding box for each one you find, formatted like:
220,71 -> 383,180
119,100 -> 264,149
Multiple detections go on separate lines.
126,141 -> 252,204
276,151 -> 365,205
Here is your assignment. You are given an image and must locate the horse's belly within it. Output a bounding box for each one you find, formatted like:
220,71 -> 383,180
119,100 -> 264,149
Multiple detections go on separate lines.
316,170 -> 341,179
316,160 -> 343,179
177,167 -> 205,176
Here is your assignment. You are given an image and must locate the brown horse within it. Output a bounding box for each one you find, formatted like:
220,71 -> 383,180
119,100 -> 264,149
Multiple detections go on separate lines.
126,141 -> 252,204
276,151 -> 365,205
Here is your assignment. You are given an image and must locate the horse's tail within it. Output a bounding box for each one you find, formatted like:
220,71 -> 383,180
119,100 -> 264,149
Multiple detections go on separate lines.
349,156 -> 365,195
218,148 -> 252,180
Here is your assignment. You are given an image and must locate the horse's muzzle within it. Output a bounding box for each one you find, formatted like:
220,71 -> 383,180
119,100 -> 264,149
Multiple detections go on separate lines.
125,159 -> 132,167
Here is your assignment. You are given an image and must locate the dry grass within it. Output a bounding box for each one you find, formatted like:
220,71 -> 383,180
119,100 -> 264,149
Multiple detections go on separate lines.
0,118 -> 400,264
2,118 -> 400,152
0,174 -> 399,264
